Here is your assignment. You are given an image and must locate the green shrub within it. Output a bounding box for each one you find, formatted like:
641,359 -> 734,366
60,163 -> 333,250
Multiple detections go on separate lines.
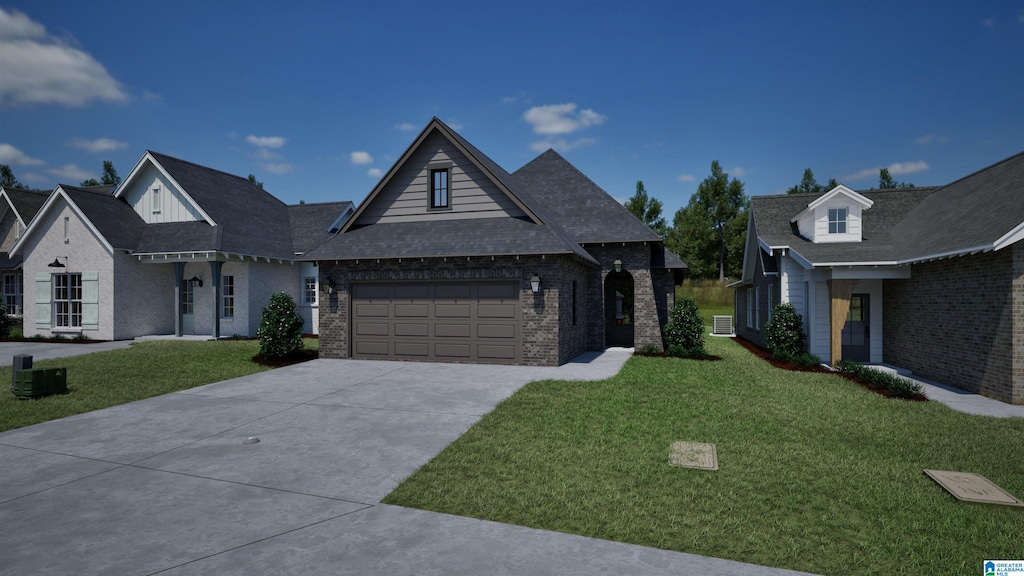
837,359 -> 925,400
765,303 -> 805,358
637,343 -> 661,355
73,333 -> 90,342
667,345 -> 708,359
0,303 -> 10,339
664,297 -> 705,353
256,292 -> 305,359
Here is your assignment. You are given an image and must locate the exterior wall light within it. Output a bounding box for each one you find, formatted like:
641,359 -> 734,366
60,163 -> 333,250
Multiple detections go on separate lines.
530,274 -> 541,293
47,257 -> 66,268
322,277 -> 336,295
613,259 -> 623,273
188,274 -> 203,288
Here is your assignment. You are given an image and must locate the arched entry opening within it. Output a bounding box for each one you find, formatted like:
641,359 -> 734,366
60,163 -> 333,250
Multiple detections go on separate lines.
604,270 -> 634,347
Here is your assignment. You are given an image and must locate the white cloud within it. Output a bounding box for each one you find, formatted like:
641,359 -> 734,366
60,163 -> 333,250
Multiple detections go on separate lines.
0,8 -> 127,107
523,103 -> 606,135
260,162 -> 293,175
349,151 -> 373,165
448,122 -> 464,131
69,137 -> 128,153
729,166 -> 747,177
0,143 -> 44,165
246,135 -> 286,149
49,163 -> 94,182
528,137 -> 596,153
888,160 -> 929,175
367,168 -> 382,177
842,160 -> 930,181
21,172 -> 47,183
142,90 -> 162,102
251,147 -> 281,160
677,174 -> 696,183
501,96 -> 518,104
396,123 -> 417,131
983,17 -> 995,27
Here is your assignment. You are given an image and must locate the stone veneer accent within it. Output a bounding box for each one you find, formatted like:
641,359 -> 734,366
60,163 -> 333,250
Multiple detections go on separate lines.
883,244 -> 1023,404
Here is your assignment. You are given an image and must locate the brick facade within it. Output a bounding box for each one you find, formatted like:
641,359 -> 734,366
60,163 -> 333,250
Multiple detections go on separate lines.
884,245 -> 1023,404
583,243 -> 672,351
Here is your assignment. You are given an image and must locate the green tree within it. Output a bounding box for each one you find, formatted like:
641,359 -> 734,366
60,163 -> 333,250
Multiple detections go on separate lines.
624,180 -> 666,236
876,168 -> 914,190
667,161 -> 748,281
248,174 -> 264,189
787,168 -> 838,195
0,164 -> 21,189
81,160 -> 119,187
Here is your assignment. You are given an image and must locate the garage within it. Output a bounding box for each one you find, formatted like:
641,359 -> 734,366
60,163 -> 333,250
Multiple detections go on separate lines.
350,281 -> 521,363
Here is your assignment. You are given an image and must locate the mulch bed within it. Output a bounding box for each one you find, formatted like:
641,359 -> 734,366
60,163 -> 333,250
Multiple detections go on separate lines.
731,336 -> 927,402
251,349 -> 319,367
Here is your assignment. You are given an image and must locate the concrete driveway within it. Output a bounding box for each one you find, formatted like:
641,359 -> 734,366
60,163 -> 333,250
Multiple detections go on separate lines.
0,352 -> 814,576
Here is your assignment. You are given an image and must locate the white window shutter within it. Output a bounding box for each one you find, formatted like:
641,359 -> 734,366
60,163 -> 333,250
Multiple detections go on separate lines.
35,273 -> 51,329
81,271 -> 99,330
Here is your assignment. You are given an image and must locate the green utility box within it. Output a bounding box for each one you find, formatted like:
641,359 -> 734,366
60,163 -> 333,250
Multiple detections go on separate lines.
13,368 -> 68,399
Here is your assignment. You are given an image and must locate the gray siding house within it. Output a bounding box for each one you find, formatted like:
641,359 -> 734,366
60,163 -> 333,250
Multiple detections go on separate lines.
732,150 -> 1024,404
304,118 -> 686,366
11,152 -> 352,340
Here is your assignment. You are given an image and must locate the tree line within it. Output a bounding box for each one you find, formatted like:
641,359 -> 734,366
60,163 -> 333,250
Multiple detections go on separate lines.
625,165 -> 918,281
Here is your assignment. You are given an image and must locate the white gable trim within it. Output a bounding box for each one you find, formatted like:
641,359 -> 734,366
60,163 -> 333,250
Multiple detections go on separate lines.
994,221 -> 1024,251
790,185 -> 874,224
0,187 -> 27,229
115,151 -> 217,227
9,186 -> 115,256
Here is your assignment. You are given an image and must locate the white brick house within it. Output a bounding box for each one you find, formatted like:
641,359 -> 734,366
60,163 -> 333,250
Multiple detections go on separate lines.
10,152 -> 352,340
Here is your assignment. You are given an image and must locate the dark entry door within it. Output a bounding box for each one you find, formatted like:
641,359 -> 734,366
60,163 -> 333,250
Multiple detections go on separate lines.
841,294 -> 869,362
605,272 -> 634,347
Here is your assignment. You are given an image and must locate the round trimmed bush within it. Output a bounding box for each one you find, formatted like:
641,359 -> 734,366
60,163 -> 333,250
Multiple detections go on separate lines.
764,303 -> 805,358
664,297 -> 705,353
256,292 -> 305,359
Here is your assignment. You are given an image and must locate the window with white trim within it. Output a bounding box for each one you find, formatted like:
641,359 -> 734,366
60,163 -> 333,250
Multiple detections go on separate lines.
767,284 -> 774,321
152,185 -> 162,215
222,276 -> 234,318
828,208 -> 847,234
755,286 -> 761,330
3,273 -> 22,315
303,277 -> 317,304
53,273 -> 82,328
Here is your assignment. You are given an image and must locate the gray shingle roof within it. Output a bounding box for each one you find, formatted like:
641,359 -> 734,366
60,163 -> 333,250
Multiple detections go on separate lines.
513,150 -> 662,244
289,201 -> 353,255
5,188 -> 49,222
135,222 -> 220,254
895,150 -> 1024,261
303,218 -> 597,262
753,188 -> 939,264
60,185 -> 146,251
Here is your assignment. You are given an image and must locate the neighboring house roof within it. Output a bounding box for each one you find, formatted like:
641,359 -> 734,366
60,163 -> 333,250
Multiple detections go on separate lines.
289,201 -> 354,255
894,149 -> 1024,262
512,149 -> 662,244
2,187 -> 50,224
753,188 -> 939,266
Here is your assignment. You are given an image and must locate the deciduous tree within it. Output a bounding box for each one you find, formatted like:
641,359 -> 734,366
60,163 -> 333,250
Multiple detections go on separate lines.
787,168 -> 837,194
876,168 -> 914,189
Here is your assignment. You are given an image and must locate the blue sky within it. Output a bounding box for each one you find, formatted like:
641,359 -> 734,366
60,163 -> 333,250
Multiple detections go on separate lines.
1,1 -> 1022,219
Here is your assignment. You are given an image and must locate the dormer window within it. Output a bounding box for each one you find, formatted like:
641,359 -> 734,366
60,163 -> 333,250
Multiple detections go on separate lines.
828,208 -> 847,234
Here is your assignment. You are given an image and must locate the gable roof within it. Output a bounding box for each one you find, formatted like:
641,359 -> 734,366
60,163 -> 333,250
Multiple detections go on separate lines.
60,185 -> 145,251
289,201 -> 353,255
1,187 -> 49,225
512,150 -> 662,244
752,187 -> 940,266
789,184 -> 874,224
894,149 -> 1024,262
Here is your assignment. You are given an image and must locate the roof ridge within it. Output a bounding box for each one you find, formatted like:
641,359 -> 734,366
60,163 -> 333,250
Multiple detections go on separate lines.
925,149 -> 1024,192
148,150 -> 288,207
288,200 -> 353,208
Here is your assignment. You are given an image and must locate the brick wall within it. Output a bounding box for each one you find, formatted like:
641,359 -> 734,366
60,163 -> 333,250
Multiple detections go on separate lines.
244,260 -> 303,337
113,256 -> 174,339
583,243 -> 669,351
883,246 -> 1021,404
317,255 -> 596,366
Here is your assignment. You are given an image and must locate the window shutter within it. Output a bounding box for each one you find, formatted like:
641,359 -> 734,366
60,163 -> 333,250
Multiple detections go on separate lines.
35,273 -> 51,329
81,271 -> 99,331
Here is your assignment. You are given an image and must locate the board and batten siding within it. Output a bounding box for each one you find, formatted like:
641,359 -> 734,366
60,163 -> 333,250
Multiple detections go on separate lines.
354,132 -> 527,226
121,162 -> 204,224
808,277 -> 883,363
795,195 -> 864,244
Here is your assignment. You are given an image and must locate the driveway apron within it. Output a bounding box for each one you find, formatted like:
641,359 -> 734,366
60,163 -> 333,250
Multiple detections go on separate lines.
0,352 -> 815,576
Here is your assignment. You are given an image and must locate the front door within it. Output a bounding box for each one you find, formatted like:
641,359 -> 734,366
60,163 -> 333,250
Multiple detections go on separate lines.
182,281 -> 195,335
604,271 -> 634,347
841,294 -> 869,362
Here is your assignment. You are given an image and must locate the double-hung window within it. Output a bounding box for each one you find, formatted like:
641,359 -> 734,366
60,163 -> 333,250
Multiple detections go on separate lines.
303,277 -> 317,304
746,289 -> 754,329
222,276 -> 234,318
430,168 -> 449,209
53,273 -> 82,328
4,273 -> 22,315
828,208 -> 848,234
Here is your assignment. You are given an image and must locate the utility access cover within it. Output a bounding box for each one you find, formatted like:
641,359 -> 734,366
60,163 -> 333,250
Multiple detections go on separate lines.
669,442 -> 718,471
924,470 -> 1023,506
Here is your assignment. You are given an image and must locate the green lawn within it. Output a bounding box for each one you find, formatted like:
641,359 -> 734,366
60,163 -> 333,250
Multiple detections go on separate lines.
384,336 -> 1024,576
0,338 -> 318,433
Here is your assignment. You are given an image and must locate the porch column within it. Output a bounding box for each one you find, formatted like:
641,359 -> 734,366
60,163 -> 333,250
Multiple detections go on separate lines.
209,261 -> 223,340
173,262 -> 185,337
827,279 -> 858,366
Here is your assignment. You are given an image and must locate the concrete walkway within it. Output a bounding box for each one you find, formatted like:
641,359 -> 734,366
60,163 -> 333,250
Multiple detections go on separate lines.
869,364 -> 1024,418
0,351 -> 815,576
0,340 -> 133,365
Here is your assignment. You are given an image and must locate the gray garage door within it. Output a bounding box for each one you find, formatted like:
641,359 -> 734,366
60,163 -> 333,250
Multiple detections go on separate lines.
351,281 -> 520,363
